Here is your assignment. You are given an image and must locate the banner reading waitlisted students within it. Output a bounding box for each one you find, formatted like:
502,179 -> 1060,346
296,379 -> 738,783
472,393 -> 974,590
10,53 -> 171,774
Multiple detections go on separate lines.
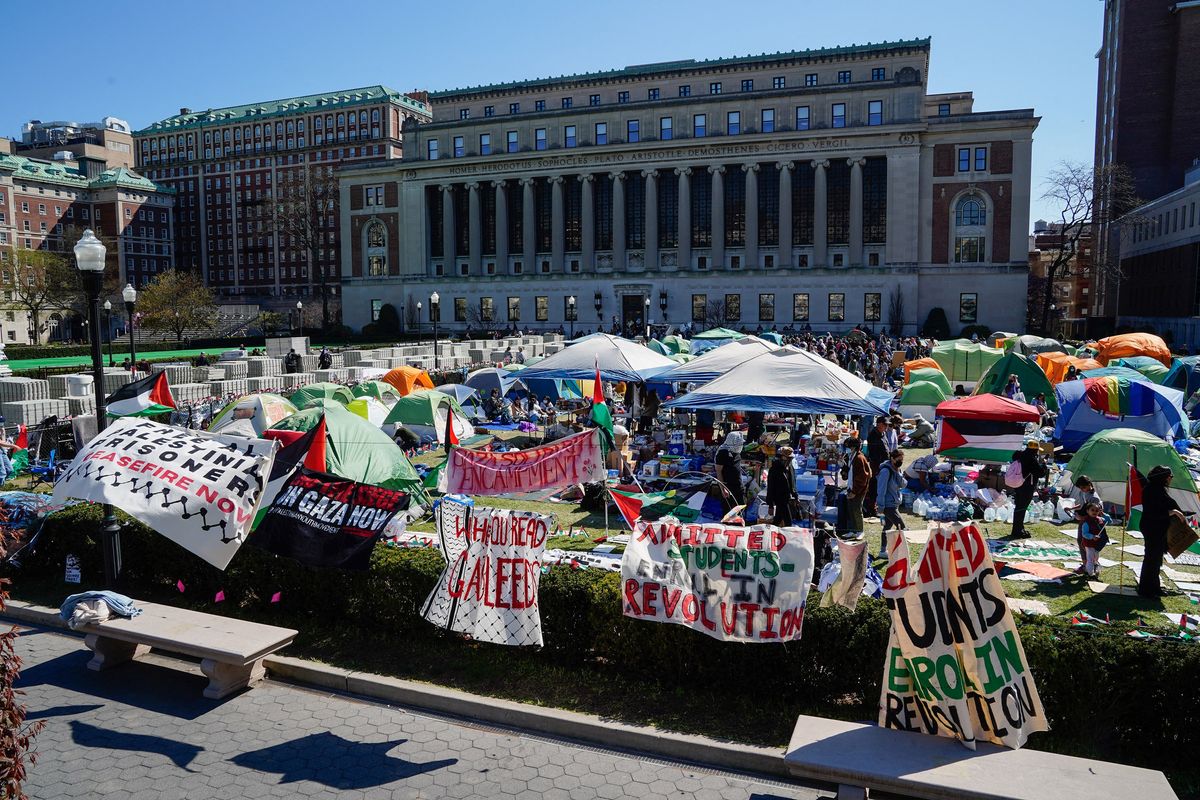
878,522 -> 1048,750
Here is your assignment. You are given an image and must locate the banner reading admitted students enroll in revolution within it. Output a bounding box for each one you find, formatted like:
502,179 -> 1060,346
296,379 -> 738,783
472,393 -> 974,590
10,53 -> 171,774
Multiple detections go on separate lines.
53,417 -> 275,570
621,520 -> 815,643
878,523 -> 1048,750
439,429 -> 606,496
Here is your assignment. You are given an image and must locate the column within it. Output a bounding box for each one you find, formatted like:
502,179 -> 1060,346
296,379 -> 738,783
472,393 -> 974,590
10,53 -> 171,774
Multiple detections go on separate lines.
777,161 -> 794,268
812,160 -> 829,267
521,178 -> 535,271
643,169 -> 658,271
743,163 -> 759,269
675,166 -> 692,270
550,175 -> 565,271
611,171 -> 626,271
467,181 -> 482,274
494,180 -> 509,272
441,183 -> 456,271
580,174 -> 595,270
848,157 -> 865,267
709,165 -> 725,269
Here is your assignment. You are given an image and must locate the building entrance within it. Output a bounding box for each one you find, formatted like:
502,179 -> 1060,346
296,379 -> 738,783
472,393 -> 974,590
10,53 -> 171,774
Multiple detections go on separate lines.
621,294 -> 647,338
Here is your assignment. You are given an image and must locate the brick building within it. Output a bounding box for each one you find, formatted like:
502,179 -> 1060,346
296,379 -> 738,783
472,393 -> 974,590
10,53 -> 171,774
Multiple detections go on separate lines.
134,87 -> 430,305
1028,220 -> 1093,338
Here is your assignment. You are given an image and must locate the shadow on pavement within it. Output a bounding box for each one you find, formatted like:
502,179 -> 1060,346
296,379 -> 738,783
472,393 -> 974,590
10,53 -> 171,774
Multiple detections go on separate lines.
70,720 -> 204,771
26,703 -> 103,720
231,731 -> 457,789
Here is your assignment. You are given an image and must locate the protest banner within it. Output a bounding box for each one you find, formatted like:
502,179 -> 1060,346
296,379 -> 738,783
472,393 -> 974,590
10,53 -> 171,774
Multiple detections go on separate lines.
820,538 -> 868,611
422,501 -> 552,646
878,522 -> 1049,750
620,520 -> 815,642
439,429 -> 606,496
53,417 -> 275,570
246,468 -> 410,570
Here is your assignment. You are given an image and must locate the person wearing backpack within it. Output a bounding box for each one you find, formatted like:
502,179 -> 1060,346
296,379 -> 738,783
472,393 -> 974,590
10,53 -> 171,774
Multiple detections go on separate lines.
1008,439 -> 1047,538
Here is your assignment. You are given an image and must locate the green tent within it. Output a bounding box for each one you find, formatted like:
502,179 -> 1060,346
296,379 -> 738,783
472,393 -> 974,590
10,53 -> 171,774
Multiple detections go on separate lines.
931,340 -> 1004,384
1116,356 -> 1170,384
351,380 -> 402,405
209,393 -> 297,436
383,389 -> 473,444
269,403 -> 422,494
290,382 -> 354,407
693,327 -> 745,340
906,367 -> 952,396
668,352 -> 694,364
1060,428 -> 1200,514
899,380 -> 949,407
973,351 -> 1058,411
503,362 -> 526,372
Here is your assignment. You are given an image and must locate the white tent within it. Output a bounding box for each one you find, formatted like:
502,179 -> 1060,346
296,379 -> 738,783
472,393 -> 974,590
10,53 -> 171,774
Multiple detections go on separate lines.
663,346 -> 894,416
651,337 -> 780,384
518,332 -> 676,382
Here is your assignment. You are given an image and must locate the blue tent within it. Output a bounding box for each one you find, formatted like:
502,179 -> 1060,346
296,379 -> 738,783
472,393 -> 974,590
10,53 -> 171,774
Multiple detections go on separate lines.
1053,376 -> 1187,452
1080,366 -> 1147,382
523,378 -> 583,402
760,332 -> 784,345
465,367 -> 526,398
1164,356 -> 1200,396
435,383 -> 483,420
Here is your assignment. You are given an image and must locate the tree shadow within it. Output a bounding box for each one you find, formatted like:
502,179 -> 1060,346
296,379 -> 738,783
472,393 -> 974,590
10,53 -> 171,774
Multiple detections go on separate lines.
230,731 -> 457,789
70,719 -> 203,771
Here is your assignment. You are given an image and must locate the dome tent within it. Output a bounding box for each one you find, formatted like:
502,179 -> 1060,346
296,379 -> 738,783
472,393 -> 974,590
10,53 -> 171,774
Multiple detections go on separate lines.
931,340 -> 1004,385
902,357 -> 942,383
208,393 -> 297,436
1053,375 -> 1187,452
1096,332 -> 1172,368
906,367 -> 953,396
346,396 -> 391,427
289,382 -> 354,408
690,327 -> 746,355
898,380 -> 948,420
381,366 -> 435,397
464,367 -> 526,398
973,351 -> 1058,411
351,380 -> 402,406
1115,355 -> 1171,384
383,389 -> 474,444
1164,355 -> 1200,396
1057,428 -> 1200,516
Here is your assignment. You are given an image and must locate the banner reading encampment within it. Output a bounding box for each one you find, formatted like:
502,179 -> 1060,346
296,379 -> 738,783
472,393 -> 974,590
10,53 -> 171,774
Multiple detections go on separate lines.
53,417 -> 275,570
621,520 -> 815,642
878,523 -> 1049,750
439,429 -> 606,496
421,502 -> 552,646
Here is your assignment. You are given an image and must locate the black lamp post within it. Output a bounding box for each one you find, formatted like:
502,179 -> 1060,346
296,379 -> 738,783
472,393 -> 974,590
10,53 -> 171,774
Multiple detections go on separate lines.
644,296 -> 651,340
122,283 -> 137,368
430,291 -> 440,370
103,300 -> 114,367
75,230 -> 121,588
659,290 -> 668,322
296,300 -> 303,339
567,295 -> 576,338
594,290 -> 603,321
416,301 -> 423,343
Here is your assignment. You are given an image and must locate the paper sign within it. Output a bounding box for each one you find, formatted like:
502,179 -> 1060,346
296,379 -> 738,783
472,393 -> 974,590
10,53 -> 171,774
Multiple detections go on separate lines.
439,429 -> 606,496
63,554 -> 81,585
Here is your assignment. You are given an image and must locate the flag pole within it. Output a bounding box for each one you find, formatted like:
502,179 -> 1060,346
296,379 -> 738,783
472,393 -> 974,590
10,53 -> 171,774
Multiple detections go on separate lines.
1121,445 -> 1136,595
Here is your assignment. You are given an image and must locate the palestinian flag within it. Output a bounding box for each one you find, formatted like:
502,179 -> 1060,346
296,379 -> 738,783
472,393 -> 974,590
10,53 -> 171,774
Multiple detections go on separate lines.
105,372 -> 176,417
253,416 -> 327,529
588,360 -> 613,451
609,486 -> 704,530
9,425 -> 28,474
1126,464 -> 1144,532
935,417 -> 1027,463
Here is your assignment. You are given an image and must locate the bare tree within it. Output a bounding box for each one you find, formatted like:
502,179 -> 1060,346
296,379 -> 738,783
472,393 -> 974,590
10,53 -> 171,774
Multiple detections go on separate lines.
272,166 -> 339,331
887,289 -> 906,335
1038,161 -> 1141,335
703,299 -> 727,329
0,248 -> 82,342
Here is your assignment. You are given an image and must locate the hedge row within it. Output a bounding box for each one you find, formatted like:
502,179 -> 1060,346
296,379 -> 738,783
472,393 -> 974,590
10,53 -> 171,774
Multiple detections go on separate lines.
16,505 -> 1200,779
8,337 -> 268,361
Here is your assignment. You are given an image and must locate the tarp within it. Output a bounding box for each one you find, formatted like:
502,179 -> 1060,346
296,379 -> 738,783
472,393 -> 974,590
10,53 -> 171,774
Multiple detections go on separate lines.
973,352 -> 1058,411
902,358 -> 941,383
907,367 -> 953,396
1053,376 -> 1186,452
289,382 -> 354,408
517,332 -> 677,382
1096,332 -> 1172,367
759,332 -> 783,345
383,389 -> 473,443
1036,352 -> 1103,385
1009,335 -> 1069,356
651,337 -> 780,384
931,340 -> 1003,384
381,366 -> 435,396
691,327 -> 746,355
1057,428 -> 1200,516
435,383 -> 482,420
663,345 -> 893,416
1164,356 -> 1200,396
209,393 -> 298,436
1115,356 -> 1170,384
350,380 -> 402,406
464,367 -> 526,398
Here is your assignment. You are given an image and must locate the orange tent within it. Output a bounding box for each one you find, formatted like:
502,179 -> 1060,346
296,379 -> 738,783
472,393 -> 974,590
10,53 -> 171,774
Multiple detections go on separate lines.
1096,333 -> 1173,367
903,358 -> 942,383
1036,352 -> 1104,384
381,366 -> 435,396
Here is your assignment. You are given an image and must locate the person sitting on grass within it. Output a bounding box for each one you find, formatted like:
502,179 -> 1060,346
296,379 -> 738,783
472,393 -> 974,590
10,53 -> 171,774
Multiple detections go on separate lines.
1075,500 -> 1110,578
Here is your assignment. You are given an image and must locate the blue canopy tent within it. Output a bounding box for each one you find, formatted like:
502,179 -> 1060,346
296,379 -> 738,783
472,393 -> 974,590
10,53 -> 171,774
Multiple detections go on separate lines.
663,346 -> 893,415
517,332 -> 677,383
435,383 -> 483,420
1053,375 -> 1187,452
759,332 -> 784,345
464,367 -> 527,398
1164,356 -> 1200,396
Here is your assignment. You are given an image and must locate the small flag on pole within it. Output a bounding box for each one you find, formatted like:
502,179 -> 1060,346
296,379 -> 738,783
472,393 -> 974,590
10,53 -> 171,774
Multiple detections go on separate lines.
105,372 -> 176,417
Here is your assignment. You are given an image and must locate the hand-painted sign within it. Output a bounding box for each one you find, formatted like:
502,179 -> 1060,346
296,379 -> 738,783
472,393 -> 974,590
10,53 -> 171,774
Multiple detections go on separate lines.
439,429 -> 606,496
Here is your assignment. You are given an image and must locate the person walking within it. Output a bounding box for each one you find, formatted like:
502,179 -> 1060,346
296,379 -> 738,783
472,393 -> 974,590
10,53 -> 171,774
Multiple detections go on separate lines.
844,436 -> 872,536
318,346 -> 333,370
716,431 -> 746,507
1009,439 -> 1048,538
865,417 -> 888,517
767,445 -> 798,527
1138,465 -> 1186,598
877,449 -> 906,558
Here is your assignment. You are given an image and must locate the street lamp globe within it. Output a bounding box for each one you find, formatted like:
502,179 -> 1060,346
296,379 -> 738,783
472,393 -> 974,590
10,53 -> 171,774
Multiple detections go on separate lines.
122,283 -> 137,304
73,229 -> 106,272
103,300 -> 111,312
296,301 -> 303,310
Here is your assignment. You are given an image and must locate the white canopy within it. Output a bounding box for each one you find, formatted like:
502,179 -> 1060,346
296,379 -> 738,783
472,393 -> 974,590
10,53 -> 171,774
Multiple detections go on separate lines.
650,337 -> 780,384
664,346 -> 894,416
518,333 -> 676,382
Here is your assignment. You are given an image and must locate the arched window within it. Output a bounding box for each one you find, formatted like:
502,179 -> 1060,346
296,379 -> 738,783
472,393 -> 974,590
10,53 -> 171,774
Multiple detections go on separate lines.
953,194 -> 988,264
955,197 -> 986,226
365,220 -> 386,276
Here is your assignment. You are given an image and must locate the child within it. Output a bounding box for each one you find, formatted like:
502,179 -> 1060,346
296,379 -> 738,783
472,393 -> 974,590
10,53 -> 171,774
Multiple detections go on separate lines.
1076,501 -> 1109,578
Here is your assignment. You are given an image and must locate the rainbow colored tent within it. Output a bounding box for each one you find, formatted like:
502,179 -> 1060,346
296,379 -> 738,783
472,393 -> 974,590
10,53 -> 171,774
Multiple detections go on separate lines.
1053,375 -> 1187,452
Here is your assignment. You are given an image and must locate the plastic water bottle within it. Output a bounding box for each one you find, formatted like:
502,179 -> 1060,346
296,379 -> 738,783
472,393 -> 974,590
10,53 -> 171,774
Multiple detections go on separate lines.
913,497 -> 926,517
984,506 -> 997,523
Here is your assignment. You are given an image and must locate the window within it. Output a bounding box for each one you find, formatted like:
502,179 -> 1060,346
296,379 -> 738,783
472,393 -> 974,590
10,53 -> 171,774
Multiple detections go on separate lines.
647,88 -> 659,101
459,108 -> 470,120
535,128 -> 547,150
796,106 -> 810,130
793,293 -> 809,321
868,252 -> 880,266
479,133 -> 491,155
838,70 -> 851,84
832,103 -> 846,128
507,296 -> 520,321
510,102 -> 520,114
833,253 -> 844,267
367,256 -> 385,276
618,91 -> 629,104
727,111 -> 741,135
955,236 -> 986,263
709,82 -> 722,95
724,294 -> 741,321
590,94 -> 601,107
38,204 -> 46,215
868,100 -> 882,126
805,73 -> 818,86
535,296 -> 548,321
453,136 -> 465,157
741,79 -> 754,92
955,197 -> 986,225
561,97 -> 573,109
958,148 -> 971,171
828,293 -> 845,322
454,297 -> 467,322
974,147 -> 988,171
773,76 -> 785,89
565,125 -> 577,147
692,294 -> 707,322
761,108 -> 775,133
864,293 -> 881,322
594,122 -> 607,145
871,67 -> 886,81
507,130 -> 518,153
660,116 -> 673,140
759,293 -> 775,321
484,105 -> 495,117
365,184 -> 385,206
678,85 -> 691,97
627,119 -> 640,143
693,114 -> 706,137
481,297 -> 494,322
535,99 -> 545,112
959,293 -> 978,323
938,103 -> 951,116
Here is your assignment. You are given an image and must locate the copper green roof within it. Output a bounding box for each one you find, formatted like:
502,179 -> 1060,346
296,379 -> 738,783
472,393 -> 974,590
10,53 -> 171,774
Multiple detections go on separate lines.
430,38 -> 931,99
135,85 -> 430,135
0,153 -> 172,194
90,166 -> 173,193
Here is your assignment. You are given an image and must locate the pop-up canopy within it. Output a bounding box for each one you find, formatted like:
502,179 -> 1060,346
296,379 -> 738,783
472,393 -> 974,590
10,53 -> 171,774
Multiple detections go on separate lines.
663,346 -> 893,415
518,332 -> 677,382
934,394 -> 1040,463
651,337 -> 779,384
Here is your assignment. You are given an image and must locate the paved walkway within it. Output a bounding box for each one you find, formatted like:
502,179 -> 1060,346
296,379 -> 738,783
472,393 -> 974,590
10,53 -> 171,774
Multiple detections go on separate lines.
15,625 -> 829,799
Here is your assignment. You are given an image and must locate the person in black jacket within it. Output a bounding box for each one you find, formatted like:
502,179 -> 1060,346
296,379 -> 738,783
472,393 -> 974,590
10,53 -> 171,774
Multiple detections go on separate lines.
1009,440 -> 1048,538
766,445 -> 797,526
865,417 -> 888,517
1138,465 -> 1186,598
715,431 -> 746,507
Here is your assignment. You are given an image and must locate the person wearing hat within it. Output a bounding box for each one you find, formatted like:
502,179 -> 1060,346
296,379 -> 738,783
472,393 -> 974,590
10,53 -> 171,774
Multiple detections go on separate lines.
844,436 -> 873,535
767,445 -> 798,527
1009,439 -> 1048,538
1138,465 -> 1187,598
909,413 -> 935,448
716,431 -> 747,507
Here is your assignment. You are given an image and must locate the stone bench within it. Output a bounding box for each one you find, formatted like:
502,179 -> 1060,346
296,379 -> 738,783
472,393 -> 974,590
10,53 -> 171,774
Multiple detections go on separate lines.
77,601 -> 297,700
784,715 -> 1177,800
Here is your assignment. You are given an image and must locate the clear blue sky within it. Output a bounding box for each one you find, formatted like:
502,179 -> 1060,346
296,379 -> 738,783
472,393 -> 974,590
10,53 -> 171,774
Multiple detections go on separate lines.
5,0 -> 1099,227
